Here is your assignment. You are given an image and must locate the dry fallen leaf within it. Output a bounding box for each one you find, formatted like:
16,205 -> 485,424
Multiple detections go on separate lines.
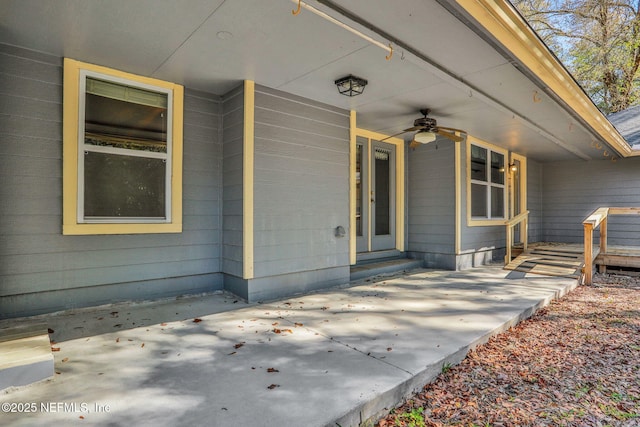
62,357 -> 69,363
193,318 -> 203,323
234,343 -> 244,349
116,337 -> 120,343
376,273 -> 640,427
273,328 -> 281,334
141,343 -> 145,348
267,384 -> 280,390
267,367 -> 279,373
51,347 -> 60,352
294,323 -> 303,327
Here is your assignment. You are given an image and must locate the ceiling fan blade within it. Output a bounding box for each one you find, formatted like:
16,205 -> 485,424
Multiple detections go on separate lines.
409,139 -> 420,149
380,126 -> 423,142
435,129 -> 464,142
436,126 -> 467,134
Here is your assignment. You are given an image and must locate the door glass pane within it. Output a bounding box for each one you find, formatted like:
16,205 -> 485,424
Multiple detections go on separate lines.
356,144 -> 363,237
513,159 -> 521,215
375,148 -> 391,235
84,151 -> 166,218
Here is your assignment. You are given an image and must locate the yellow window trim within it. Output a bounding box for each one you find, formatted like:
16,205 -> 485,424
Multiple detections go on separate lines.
466,136 -> 508,227
62,58 -> 183,235
349,126 -> 405,263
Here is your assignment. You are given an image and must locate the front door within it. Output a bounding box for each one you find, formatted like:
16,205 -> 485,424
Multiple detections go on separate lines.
356,137 -> 396,253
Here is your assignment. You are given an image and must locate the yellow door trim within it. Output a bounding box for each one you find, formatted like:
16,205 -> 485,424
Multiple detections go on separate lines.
350,127 -> 405,261
455,140 -> 462,255
349,111 -> 358,265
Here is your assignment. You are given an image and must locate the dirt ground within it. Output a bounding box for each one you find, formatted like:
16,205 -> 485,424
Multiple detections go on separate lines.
377,273 -> 640,427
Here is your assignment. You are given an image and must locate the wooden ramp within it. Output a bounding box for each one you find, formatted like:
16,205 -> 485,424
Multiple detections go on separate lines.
504,243 -> 584,279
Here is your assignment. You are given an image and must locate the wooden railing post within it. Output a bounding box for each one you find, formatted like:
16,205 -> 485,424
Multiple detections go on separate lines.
504,210 -> 529,265
599,216 -> 607,274
583,222 -> 593,285
505,224 -> 512,264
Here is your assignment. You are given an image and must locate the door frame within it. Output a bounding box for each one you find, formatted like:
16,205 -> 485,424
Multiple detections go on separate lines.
349,111 -> 405,264
509,152 -> 527,244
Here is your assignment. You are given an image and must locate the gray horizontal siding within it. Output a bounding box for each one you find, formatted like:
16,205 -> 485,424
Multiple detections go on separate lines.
222,85 -> 245,277
407,140 -> 456,255
542,156 -> 640,245
252,85 -> 350,278
0,45 -> 223,316
527,159 -> 543,243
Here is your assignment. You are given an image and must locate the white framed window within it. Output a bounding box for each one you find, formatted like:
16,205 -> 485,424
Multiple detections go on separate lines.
467,139 -> 506,224
63,58 -> 183,235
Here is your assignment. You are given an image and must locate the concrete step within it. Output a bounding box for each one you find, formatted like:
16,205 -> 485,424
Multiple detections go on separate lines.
0,323 -> 54,390
356,249 -> 403,264
350,258 -> 423,281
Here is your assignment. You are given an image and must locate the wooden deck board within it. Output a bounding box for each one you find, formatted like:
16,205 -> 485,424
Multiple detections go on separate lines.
505,243 -> 585,279
506,242 -> 640,279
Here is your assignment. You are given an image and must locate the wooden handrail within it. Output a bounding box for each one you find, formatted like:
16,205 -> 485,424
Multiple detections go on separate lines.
583,207 -> 640,284
506,210 -> 530,227
583,207 -> 609,228
504,210 -> 529,264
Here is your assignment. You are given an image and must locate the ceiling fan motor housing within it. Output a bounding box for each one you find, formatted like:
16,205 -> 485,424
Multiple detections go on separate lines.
414,116 -> 437,129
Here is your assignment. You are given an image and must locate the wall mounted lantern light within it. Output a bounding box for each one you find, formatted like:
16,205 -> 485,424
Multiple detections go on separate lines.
334,75 -> 368,97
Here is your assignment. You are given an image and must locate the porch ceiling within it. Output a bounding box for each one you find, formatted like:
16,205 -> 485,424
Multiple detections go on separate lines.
0,0 -> 619,161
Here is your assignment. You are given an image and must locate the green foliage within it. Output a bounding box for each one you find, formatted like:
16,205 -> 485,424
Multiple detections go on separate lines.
512,0 -> 640,113
393,407 -> 426,427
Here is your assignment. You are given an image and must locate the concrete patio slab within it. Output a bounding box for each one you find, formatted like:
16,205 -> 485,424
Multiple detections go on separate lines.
0,266 -> 578,427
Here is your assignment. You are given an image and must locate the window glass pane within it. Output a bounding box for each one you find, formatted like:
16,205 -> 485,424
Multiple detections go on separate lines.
85,78 -> 167,153
375,148 -> 391,235
491,151 -> 505,184
491,186 -> 504,218
470,145 -> 487,181
86,78 -> 168,108
84,152 -> 166,218
471,183 -> 487,217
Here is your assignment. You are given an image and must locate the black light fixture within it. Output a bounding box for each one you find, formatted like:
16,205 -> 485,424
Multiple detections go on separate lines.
334,74 -> 368,97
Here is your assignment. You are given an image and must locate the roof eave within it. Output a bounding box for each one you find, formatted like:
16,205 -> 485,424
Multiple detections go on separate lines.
452,0 -> 632,158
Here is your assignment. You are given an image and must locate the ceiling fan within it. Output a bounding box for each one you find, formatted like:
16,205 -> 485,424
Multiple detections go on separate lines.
382,109 -> 466,148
